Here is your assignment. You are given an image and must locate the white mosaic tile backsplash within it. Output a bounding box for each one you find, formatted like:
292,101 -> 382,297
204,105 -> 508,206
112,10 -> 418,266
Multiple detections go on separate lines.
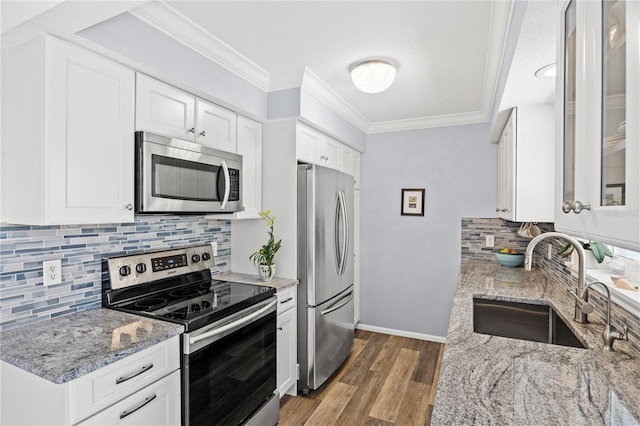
0,216 -> 231,331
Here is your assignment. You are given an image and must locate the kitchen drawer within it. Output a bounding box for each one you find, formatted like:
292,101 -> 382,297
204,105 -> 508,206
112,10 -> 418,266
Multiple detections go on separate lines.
70,335 -> 180,424
277,287 -> 296,314
79,370 -> 181,426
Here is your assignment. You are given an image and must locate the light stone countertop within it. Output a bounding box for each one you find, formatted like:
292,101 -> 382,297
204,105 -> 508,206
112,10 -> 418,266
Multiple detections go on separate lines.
216,272 -> 298,291
0,309 -> 183,384
432,261 -> 640,425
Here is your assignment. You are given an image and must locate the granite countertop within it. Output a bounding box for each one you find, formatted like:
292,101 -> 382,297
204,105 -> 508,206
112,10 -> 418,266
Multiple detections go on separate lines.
217,272 -> 298,291
432,261 -> 640,425
0,309 -> 183,384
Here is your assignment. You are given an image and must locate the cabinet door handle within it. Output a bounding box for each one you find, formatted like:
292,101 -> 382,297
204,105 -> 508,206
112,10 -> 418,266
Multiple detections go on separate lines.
278,327 -> 283,331
115,363 -> 154,385
125,204 -> 133,211
188,127 -> 195,133
119,393 -> 157,419
562,200 -> 591,214
199,131 -> 206,137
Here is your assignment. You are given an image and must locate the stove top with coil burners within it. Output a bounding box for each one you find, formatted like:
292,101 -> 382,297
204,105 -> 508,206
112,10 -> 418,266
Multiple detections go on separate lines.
101,244 -> 275,333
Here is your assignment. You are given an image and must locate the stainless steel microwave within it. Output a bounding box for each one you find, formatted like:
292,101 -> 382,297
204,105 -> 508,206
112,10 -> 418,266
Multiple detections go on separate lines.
135,131 -> 243,214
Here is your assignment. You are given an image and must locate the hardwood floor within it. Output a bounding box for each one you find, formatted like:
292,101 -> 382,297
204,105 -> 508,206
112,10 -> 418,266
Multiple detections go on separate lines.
279,329 -> 445,426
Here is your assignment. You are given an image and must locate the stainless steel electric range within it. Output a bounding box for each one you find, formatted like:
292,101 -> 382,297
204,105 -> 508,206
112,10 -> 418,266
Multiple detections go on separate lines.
102,244 -> 279,426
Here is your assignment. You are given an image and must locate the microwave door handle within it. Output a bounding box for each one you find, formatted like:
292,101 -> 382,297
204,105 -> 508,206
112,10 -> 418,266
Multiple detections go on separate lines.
220,160 -> 230,210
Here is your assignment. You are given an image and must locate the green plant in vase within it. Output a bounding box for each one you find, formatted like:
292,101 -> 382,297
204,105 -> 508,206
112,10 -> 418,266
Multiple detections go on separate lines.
250,210 -> 282,281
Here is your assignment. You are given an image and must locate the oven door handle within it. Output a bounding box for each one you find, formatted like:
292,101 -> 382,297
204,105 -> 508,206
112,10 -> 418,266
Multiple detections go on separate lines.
189,299 -> 277,345
220,160 -> 230,210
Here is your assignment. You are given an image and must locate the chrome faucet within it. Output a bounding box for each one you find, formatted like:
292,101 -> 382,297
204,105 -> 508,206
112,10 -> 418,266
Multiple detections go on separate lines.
568,281 -> 629,351
524,232 -> 588,323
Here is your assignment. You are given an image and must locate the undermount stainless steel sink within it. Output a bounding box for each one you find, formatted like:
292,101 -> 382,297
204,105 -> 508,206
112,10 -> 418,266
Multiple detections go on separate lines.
473,298 -> 587,349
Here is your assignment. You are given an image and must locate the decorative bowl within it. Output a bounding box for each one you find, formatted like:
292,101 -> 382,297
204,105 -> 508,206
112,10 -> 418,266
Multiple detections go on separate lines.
495,252 -> 525,268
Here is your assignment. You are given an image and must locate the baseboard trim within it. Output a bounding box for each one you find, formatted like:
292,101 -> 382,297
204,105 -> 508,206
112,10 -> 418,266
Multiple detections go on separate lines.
355,323 -> 447,343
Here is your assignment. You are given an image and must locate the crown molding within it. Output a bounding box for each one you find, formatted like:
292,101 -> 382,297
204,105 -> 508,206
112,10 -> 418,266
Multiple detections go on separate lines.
480,0 -> 516,120
130,0 -> 513,136
300,67 -> 372,133
367,110 -> 489,134
131,2 -> 271,91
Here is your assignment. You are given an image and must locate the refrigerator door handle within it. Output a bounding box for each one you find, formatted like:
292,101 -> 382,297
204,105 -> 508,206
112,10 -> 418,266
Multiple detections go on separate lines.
320,290 -> 354,316
334,193 -> 343,274
338,191 -> 349,275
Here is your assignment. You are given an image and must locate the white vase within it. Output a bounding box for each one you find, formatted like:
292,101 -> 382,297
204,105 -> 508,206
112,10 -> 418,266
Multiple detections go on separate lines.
258,264 -> 276,282
585,253 -> 600,269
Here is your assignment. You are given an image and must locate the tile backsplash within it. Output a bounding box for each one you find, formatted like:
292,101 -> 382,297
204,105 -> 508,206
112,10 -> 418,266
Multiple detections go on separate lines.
0,216 -> 231,331
461,218 -> 640,351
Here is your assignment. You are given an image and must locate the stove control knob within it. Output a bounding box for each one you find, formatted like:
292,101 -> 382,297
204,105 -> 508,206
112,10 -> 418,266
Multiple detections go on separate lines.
202,252 -> 211,261
135,263 -> 147,274
119,265 -> 131,277
191,254 -> 201,263
191,304 -> 201,312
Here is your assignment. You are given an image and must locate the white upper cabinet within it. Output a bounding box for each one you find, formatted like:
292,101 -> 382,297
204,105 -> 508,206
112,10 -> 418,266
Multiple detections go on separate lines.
135,73 -> 195,140
296,123 -> 323,164
196,99 -> 237,151
496,106 -> 555,222
556,0 -> 639,250
296,122 -> 343,171
234,116 -> 263,219
340,144 -> 361,189
136,74 -> 238,151
1,35 -> 135,225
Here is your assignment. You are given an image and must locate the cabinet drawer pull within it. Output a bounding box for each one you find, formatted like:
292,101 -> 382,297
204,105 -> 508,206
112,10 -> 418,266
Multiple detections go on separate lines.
199,131 -> 206,137
119,393 -> 157,419
115,363 -> 154,385
279,297 -> 293,304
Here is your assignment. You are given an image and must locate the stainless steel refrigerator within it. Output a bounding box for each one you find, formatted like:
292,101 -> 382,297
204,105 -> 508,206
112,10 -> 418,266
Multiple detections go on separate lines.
297,163 -> 354,394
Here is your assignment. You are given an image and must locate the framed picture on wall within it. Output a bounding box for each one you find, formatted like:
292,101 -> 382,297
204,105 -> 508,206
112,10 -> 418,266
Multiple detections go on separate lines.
401,188 -> 425,216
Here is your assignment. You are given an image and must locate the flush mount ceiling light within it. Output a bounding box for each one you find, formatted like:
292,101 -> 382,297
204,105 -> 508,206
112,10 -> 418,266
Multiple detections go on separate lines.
534,63 -> 556,79
350,59 -> 397,93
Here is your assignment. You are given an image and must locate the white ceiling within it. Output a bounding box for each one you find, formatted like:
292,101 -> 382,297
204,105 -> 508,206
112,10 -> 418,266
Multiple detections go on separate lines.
1,0 -> 525,134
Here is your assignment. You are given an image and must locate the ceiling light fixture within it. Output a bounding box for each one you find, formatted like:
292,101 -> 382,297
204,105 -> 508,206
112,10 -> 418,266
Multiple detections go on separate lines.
350,59 -> 396,93
534,63 -> 556,79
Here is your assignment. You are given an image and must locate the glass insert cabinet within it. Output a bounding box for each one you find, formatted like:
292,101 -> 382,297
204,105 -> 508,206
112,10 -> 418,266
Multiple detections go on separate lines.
556,0 -> 639,251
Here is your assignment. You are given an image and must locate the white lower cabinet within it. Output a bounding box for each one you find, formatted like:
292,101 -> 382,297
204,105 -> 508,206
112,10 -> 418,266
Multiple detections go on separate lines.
0,336 -> 180,426
276,286 -> 297,397
80,371 -> 180,426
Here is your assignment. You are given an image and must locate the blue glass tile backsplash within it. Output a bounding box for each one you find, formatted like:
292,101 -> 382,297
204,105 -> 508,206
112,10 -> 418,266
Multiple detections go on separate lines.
0,216 -> 231,331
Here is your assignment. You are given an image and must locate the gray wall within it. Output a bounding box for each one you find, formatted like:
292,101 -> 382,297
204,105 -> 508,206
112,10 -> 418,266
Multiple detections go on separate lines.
360,124 -> 497,338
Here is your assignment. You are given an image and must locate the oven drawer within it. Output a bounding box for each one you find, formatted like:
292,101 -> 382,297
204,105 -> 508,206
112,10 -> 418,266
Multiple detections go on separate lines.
70,335 -> 180,424
80,370 -> 181,425
277,286 -> 296,314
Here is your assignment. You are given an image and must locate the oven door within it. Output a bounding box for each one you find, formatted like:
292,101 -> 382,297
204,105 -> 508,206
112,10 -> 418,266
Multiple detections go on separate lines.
136,131 -> 242,214
183,297 -> 277,426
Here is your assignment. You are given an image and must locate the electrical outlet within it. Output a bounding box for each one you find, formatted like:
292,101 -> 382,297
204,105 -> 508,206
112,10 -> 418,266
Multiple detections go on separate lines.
210,242 -> 218,256
485,235 -> 495,248
43,259 -> 62,286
